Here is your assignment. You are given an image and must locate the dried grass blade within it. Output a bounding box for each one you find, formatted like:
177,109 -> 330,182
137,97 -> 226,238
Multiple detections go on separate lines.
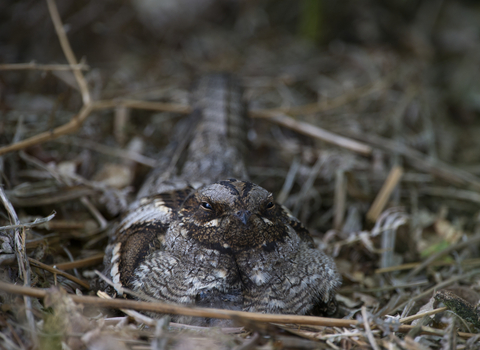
28,258 -> 91,290
0,188 -> 36,341
0,281 -> 357,327
366,166 -> 404,222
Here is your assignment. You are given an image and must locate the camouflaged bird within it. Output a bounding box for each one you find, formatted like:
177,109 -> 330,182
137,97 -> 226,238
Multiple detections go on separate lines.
103,74 -> 341,324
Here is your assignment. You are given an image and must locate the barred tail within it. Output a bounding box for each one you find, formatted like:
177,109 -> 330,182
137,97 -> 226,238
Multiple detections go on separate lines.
181,73 -> 248,184
138,74 -> 248,198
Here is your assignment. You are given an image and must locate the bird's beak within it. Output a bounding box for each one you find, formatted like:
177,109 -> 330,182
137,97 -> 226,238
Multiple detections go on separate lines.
235,210 -> 251,225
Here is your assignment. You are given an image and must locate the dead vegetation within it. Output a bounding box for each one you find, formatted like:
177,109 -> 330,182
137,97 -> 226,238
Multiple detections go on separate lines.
1,0 -> 480,349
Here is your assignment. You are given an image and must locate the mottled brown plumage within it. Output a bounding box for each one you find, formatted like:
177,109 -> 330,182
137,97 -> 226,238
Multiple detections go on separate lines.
103,74 -> 341,324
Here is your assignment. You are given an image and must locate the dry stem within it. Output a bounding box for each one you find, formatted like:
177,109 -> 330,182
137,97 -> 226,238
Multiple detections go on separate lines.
367,166 -> 404,222
52,253 -> 105,271
250,111 -> 373,156
46,0 -> 91,104
28,258 -> 91,290
0,280 -> 355,327
362,306 -> 381,350
399,307 -> 448,324
0,188 -> 36,341
0,62 -> 89,71
0,281 -> 478,339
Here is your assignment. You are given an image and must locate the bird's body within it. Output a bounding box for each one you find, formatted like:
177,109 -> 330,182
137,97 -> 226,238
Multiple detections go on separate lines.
103,74 -> 340,324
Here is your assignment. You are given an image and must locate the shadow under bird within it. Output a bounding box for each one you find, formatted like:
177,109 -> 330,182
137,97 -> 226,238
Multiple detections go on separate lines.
103,74 -> 341,325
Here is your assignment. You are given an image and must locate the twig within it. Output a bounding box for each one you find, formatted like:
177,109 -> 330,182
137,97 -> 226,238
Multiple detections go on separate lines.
361,307 -> 381,350
370,167 -> 405,270
0,280 -> 357,327
98,293 -> 245,334
1,281 -> 477,338
399,307 -> 447,324
80,196 -> 107,232
0,333 -> 22,350
44,220 -> 86,230
98,291 -> 246,335
250,112 -> 372,156
28,258 -> 91,290
52,253 -> 104,271
114,106 -> 129,146
18,150 -> 64,184
315,329 -> 377,340
367,166 -> 404,222
0,62 -> 89,71
46,0 -> 91,105
0,188 -> 36,340
97,290 -> 157,326
25,234 -> 59,250
333,169 -> 347,231
0,211 -> 56,231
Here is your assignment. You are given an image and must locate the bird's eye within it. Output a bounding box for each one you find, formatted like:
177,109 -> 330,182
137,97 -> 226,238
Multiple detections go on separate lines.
266,201 -> 275,209
200,202 -> 213,211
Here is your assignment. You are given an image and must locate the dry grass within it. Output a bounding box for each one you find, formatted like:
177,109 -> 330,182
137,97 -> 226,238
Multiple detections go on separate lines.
1,0 -> 480,349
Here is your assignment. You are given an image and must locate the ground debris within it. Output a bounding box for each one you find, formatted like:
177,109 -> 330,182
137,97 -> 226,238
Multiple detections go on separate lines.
2,1 -> 480,349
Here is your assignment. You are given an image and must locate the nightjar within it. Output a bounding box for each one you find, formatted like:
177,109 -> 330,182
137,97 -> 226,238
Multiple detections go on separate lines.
103,74 -> 341,323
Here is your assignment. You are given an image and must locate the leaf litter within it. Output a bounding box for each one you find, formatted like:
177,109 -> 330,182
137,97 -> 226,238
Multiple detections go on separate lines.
1,0 -> 480,349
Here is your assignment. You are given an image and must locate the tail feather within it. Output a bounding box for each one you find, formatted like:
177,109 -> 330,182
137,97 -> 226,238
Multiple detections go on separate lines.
139,74 -> 248,197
